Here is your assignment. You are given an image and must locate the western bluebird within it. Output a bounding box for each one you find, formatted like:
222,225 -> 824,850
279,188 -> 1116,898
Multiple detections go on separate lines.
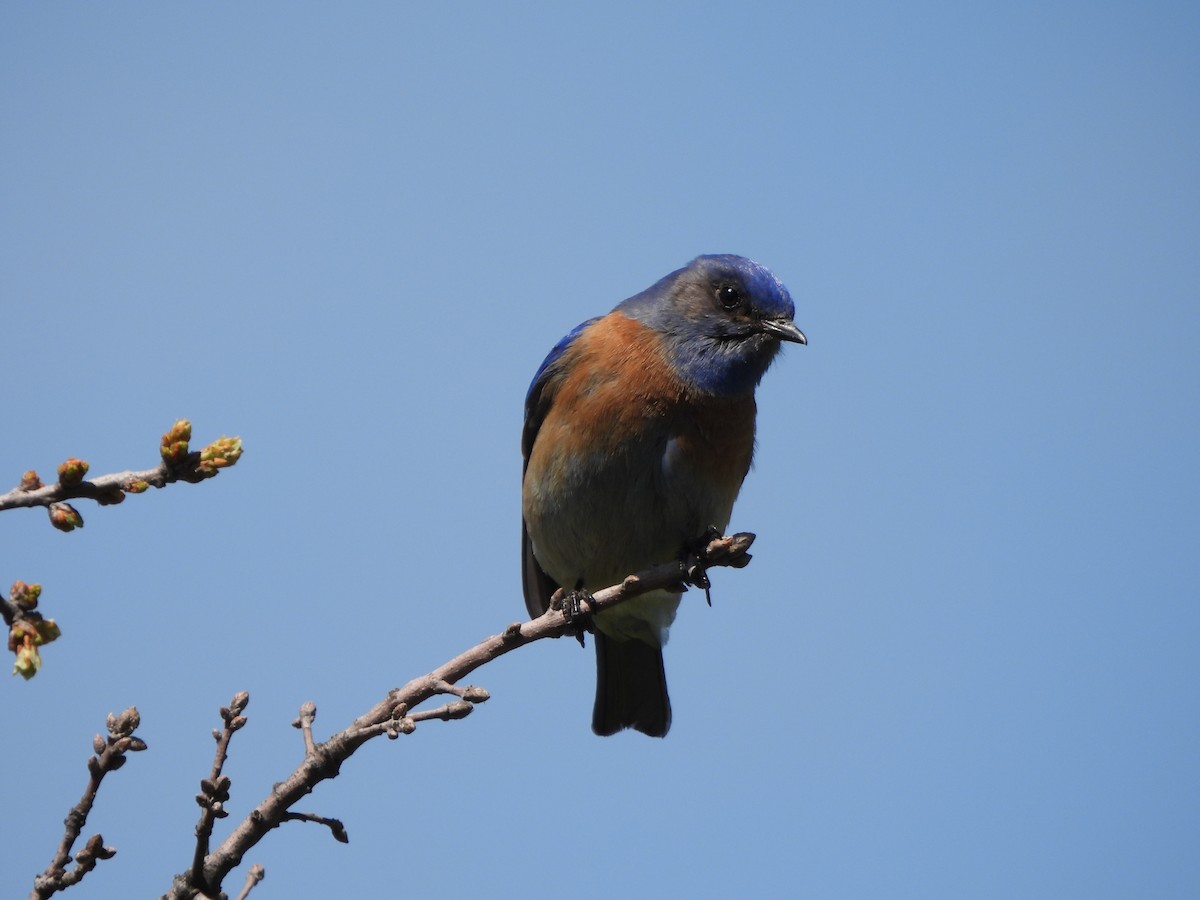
521,254 -> 805,737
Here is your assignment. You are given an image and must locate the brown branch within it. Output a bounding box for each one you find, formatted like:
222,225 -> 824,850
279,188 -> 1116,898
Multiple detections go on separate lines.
3,420 -> 241,678
189,693 -> 250,894
0,420 -> 242,522
279,812 -> 349,843
30,708 -> 147,899
232,864 -> 265,900
291,701 -> 317,756
165,532 -> 755,898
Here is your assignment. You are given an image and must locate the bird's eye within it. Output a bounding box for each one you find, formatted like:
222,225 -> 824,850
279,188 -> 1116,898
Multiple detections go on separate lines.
716,284 -> 742,309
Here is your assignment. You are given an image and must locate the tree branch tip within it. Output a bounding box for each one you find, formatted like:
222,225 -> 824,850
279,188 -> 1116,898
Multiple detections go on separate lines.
462,685 -> 490,703
281,811 -> 349,844
446,700 -> 472,724
234,864 -> 266,900
78,833 -> 116,861
726,531 -> 756,551
430,680 -> 491,703
690,531 -> 757,572
106,706 -> 140,736
411,700 -> 473,723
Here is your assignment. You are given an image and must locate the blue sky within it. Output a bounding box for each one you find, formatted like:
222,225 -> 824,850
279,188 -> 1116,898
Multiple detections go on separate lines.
3,3 -> 1197,898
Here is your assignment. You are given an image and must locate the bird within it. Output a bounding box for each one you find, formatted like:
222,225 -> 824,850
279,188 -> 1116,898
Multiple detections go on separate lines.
521,254 -> 805,737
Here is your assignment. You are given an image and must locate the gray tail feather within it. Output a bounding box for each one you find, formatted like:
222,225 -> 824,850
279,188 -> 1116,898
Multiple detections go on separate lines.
592,632 -> 671,737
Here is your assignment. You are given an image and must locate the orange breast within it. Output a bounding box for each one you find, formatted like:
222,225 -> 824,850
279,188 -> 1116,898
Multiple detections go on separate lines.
523,312 -> 757,590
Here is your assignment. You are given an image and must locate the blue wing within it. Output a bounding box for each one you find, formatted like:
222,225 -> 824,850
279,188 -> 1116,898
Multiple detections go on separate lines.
521,316 -> 600,618
521,317 -> 600,465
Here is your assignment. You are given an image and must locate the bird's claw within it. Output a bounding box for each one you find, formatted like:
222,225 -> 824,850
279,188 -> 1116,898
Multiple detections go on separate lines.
551,586 -> 594,647
685,527 -> 722,606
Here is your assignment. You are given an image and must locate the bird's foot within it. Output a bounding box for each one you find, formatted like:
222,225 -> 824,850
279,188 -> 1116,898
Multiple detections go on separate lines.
685,526 -> 723,606
550,584 -> 594,648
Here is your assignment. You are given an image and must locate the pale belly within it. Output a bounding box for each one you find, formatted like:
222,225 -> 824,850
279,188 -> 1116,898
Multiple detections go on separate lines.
523,438 -> 741,646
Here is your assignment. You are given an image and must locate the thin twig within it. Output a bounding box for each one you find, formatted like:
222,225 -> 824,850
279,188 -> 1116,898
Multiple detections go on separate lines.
280,812 -> 348,843
232,864 -> 265,900
4,423 -> 241,676
408,700 -> 475,723
292,701 -> 317,756
30,709 -> 146,899
189,693 -> 249,895
0,420 -> 242,516
0,458 -> 220,512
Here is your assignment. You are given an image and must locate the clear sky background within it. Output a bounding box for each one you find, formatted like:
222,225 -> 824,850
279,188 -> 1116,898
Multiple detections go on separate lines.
3,3 -> 1197,898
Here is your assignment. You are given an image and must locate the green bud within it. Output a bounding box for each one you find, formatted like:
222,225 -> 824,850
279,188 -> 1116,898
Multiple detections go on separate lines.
49,503 -> 84,532
56,458 -> 89,486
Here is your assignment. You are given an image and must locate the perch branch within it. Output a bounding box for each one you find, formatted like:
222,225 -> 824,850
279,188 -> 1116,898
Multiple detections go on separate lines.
166,532 -> 754,897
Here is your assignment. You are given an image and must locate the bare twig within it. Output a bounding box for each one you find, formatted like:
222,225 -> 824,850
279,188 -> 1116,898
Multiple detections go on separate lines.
165,532 -> 755,898
280,812 -> 348,843
31,708 -> 147,899
291,701 -> 317,756
232,864 -> 265,900
189,692 -> 250,895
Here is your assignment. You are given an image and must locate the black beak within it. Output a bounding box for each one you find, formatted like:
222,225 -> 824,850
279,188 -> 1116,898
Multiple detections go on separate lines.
761,317 -> 807,345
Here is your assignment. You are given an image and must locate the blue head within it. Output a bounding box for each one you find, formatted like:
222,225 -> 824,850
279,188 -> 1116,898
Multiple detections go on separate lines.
618,254 -> 806,395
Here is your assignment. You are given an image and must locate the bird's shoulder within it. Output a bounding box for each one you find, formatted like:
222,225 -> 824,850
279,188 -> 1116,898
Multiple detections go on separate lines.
523,311 -> 756,466
523,312 -> 682,460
